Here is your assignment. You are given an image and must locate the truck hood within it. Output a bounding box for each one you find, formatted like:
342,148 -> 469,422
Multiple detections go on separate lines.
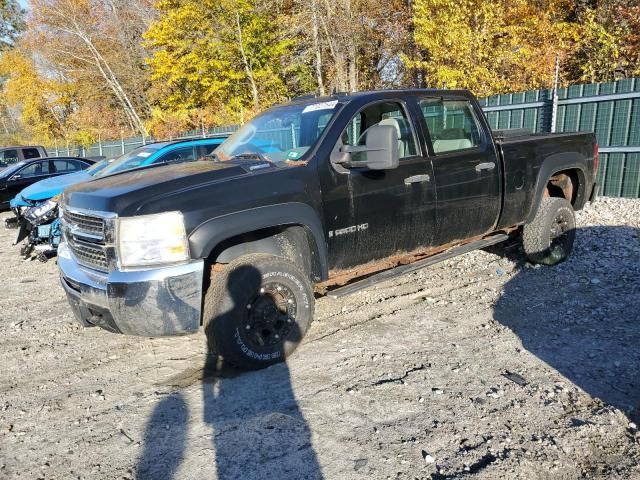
20,170 -> 92,202
63,159 -> 274,215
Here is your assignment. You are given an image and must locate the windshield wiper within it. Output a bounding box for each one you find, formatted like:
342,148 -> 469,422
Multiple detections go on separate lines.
229,152 -> 269,163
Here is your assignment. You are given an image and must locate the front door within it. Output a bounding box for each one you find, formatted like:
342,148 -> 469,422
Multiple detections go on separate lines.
321,99 -> 437,269
417,96 -> 501,245
3,160 -> 52,206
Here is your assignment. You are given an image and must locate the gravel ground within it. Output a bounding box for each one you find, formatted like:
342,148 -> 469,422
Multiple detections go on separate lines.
1,197 -> 639,480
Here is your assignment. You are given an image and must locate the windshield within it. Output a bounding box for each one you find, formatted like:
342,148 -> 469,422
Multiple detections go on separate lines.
216,100 -> 341,163
96,144 -> 167,177
86,158 -> 115,176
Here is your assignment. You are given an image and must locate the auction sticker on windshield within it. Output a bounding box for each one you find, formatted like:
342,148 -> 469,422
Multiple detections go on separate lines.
302,100 -> 338,113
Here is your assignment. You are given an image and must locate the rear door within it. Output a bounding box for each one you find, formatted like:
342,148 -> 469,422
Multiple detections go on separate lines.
416,96 -> 501,244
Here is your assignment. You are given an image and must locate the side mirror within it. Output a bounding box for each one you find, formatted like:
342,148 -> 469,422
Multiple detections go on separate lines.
9,174 -> 22,181
335,124 -> 399,170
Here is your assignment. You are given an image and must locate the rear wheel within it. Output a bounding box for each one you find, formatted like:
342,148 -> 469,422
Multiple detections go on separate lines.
203,254 -> 314,370
522,197 -> 576,265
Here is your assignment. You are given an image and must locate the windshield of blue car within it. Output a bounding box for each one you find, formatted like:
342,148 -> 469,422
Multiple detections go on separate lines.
215,101 -> 341,163
86,158 -> 115,176
95,143 -> 168,177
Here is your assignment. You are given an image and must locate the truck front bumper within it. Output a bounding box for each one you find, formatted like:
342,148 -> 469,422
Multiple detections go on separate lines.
58,241 -> 204,336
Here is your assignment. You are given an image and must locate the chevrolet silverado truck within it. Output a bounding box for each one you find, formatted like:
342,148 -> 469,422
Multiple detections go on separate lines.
58,89 -> 598,369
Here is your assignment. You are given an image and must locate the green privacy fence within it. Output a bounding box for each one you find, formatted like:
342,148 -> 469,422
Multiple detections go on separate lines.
49,124 -> 239,160
49,77 -> 640,198
478,77 -> 640,198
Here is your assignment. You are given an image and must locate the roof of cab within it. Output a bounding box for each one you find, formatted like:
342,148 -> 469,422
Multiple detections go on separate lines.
284,88 -> 475,107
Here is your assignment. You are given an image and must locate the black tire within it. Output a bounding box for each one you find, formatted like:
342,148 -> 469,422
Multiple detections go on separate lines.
203,254 -> 314,370
522,197 -> 576,265
4,217 -> 18,229
20,242 -> 34,259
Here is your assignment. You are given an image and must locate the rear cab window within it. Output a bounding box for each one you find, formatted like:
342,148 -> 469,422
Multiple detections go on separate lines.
419,98 -> 484,154
22,148 -> 42,160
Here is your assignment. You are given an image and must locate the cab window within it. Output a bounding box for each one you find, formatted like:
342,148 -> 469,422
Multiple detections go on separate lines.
22,148 -> 41,160
419,98 -> 483,154
1,149 -> 19,163
340,101 -> 418,160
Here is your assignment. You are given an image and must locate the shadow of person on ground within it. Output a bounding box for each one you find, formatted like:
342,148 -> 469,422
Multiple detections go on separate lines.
136,392 -> 189,480
493,225 -> 640,421
135,264 -> 322,479
201,264 -> 323,479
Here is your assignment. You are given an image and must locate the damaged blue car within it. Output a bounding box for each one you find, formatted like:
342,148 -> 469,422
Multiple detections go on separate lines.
12,136 -> 228,261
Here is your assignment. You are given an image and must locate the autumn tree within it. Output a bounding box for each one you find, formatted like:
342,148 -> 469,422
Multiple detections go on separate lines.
617,0 -> 640,77
0,0 -> 23,50
1,0 -> 639,143
408,0 -> 582,96
144,0 -> 314,131
0,0 -> 25,141
288,0 -> 414,93
29,0 -> 155,137
563,0 -> 640,82
0,49 -> 75,143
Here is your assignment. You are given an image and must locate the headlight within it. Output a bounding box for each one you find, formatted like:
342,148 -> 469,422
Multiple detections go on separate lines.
25,200 -> 58,226
117,211 -> 189,268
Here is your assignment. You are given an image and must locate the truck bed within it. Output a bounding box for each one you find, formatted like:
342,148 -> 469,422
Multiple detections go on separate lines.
494,130 -> 596,230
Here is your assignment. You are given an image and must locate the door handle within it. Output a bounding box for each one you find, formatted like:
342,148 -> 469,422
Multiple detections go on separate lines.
404,174 -> 430,185
475,162 -> 496,172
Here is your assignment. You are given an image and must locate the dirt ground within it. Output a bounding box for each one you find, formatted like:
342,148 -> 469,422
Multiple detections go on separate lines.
1,197 -> 639,480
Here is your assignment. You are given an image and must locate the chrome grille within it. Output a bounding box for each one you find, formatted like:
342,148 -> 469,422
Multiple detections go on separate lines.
67,236 -> 109,271
64,210 -> 105,238
62,208 -> 112,272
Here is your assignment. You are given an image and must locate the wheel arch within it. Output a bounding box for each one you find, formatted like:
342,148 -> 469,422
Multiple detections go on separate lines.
526,153 -> 588,224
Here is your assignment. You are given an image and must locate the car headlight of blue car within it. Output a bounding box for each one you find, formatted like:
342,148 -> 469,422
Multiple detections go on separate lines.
24,200 -> 59,226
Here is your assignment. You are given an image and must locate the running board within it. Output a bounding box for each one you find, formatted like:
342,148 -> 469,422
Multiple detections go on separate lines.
326,234 -> 509,299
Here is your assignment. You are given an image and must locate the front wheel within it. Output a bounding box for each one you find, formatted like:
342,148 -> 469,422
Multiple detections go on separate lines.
203,254 -> 314,370
522,197 -> 576,265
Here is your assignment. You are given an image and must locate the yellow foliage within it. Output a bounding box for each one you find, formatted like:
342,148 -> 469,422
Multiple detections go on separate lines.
409,0 -> 581,96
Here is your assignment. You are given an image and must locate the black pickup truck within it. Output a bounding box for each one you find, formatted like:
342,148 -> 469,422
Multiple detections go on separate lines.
58,89 -> 598,369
